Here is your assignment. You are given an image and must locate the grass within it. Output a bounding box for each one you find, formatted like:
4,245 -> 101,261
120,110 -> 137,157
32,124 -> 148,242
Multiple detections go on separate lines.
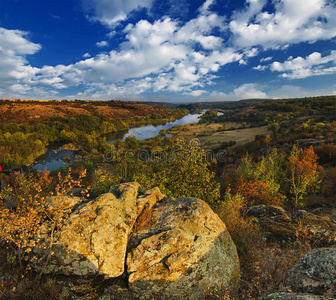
236,242 -> 312,299
169,122 -> 270,150
0,242 -> 60,300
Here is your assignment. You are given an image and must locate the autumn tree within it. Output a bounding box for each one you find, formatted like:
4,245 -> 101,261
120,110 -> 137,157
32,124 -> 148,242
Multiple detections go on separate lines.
288,145 -> 323,208
232,149 -> 286,206
0,169 -> 87,266
268,122 -> 279,134
0,172 -> 48,265
133,138 -> 220,204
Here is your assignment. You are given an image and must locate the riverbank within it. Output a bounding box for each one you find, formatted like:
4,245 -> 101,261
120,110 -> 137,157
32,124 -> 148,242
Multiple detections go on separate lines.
0,99 -> 188,171
31,111 -> 204,172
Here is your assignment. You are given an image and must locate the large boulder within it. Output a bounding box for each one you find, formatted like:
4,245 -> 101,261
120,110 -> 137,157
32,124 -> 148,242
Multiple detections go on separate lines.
44,195 -> 82,217
122,197 -> 240,299
244,205 -> 289,219
244,205 -> 336,246
29,184 -> 239,299
282,247 -> 336,298
31,183 -> 165,277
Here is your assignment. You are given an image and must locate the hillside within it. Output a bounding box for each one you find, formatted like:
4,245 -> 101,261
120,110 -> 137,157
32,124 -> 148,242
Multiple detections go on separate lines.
0,96 -> 336,299
0,99 -> 167,124
0,99 -> 188,170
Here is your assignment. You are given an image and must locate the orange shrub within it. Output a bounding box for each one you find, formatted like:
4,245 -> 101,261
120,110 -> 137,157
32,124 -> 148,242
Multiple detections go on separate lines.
232,176 -> 283,206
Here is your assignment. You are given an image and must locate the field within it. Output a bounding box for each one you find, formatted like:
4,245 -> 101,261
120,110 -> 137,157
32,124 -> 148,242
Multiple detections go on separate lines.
170,122 -> 270,150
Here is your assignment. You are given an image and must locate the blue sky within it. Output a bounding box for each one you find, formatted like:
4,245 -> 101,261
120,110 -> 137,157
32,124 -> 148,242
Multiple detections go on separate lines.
0,0 -> 336,102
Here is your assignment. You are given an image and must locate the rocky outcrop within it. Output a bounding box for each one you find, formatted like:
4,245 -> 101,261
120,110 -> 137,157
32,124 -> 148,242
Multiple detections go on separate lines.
282,247 -> 336,298
244,205 -> 298,243
309,205 -> 336,222
244,205 -> 289,219
260,247 -> 336,299
244,205 -> 336,246
292,211 -> 336,247
32,183 -> 165,277
45,195 -> 82,217
30,183 -> 240,299
124,197 -> 240,299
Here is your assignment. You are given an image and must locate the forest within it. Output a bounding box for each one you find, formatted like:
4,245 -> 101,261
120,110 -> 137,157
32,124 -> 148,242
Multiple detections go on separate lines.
0,99 -> 188,169
0,95 -> 336,299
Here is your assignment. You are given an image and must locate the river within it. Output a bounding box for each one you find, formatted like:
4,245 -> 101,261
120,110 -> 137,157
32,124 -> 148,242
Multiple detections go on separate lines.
118,111 -> 204,141
32,111 -> 204,172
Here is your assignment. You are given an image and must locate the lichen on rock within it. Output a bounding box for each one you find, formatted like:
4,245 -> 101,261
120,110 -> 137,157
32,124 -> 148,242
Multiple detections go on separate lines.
282,247 -> 336,298
30,183 -> 240,299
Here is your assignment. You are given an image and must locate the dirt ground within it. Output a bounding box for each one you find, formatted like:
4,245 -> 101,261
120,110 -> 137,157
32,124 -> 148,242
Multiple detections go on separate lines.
170,122 -> 270,150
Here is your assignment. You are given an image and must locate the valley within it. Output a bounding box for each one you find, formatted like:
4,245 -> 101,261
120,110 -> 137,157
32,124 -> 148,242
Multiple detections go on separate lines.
0,95 -> 336,299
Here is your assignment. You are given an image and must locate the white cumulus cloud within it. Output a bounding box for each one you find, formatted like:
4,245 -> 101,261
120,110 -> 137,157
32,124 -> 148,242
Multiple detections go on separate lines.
270,51 -> 336,79
230,0 -> 336,49
260,56 -> 272,63
203,83 -> 268,101
96,40 -> 108,47
81,0 -> 154,27
0,27 -> 43,98
8,9 -> 245,99
2,0 -> 336,100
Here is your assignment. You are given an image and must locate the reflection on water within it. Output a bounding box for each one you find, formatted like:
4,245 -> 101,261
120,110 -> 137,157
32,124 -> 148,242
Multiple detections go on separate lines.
105,129 -> 128,142
116,112 -> 204,141
33,147 -> 76,172
33,112 -> 204,172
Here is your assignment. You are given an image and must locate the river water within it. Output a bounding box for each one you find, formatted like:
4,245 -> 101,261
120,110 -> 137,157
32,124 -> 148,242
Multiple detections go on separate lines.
32,148 -> 76,172
118,111 -> 203,141
32,111 -> 204,172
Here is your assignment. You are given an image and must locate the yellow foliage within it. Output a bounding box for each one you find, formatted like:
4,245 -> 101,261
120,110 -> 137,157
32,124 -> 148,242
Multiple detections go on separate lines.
0,168 -> 87,266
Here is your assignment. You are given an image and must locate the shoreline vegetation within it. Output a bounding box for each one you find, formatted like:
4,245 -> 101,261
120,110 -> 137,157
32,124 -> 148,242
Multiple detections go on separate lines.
0,99 -> 188,170
1,95 -> 336,299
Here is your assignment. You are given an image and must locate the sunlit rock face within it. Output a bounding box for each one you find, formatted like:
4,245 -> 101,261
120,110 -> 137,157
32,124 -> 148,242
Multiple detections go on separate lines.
30,183 -> 240,299
32,183 -> 164,277
125,197 -> 240,300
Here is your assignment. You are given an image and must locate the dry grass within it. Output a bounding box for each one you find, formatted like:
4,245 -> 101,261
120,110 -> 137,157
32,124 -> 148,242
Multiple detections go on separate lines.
171,122 -> 270,150
199,126 -> 270,150
0,241 -> 101,300
0,242 -> 60,300
0,169 -> 93,300
215,193 -> 312,300
236,242 -> 312,300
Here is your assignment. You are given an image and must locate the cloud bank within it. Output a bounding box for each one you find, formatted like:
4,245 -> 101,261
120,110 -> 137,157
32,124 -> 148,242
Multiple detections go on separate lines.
1,0 -> 336,100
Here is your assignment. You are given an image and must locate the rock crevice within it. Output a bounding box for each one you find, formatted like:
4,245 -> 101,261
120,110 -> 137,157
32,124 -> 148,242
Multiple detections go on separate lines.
30,183 -> 240,299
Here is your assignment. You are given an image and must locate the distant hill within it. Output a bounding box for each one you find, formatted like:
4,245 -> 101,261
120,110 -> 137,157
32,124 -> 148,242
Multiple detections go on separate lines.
0,99 -> 167,124
238,98 -> 274,103
178,95 -> 336,110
